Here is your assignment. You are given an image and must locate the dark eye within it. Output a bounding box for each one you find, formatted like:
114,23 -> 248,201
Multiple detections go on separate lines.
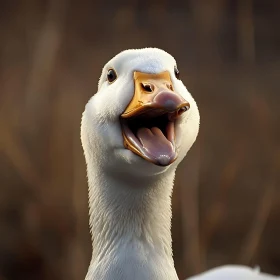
107,68 -> 117,83
174,66 -> 180,79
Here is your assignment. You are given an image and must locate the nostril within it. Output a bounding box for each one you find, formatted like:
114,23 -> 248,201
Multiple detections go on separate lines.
166,83 -> 173,91
141,83 -> 154,93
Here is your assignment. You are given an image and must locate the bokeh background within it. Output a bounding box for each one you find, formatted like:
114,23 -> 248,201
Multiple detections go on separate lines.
0,0 -> 279,279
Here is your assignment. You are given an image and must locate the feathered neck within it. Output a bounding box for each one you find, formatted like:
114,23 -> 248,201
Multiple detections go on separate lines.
85,161 -> 179,280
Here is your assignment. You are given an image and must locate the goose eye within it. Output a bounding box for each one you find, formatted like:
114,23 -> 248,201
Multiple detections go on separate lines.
107,68 -> 117,83
174,66 -> 180,79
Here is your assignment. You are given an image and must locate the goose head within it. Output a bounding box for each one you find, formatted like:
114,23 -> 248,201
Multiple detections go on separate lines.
81,48 -> 200,177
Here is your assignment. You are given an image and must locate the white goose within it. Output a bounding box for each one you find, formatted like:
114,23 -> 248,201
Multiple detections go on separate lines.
81,48 -> 279,280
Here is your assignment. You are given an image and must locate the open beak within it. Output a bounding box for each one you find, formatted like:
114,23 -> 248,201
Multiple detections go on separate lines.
120,71 -> 190,166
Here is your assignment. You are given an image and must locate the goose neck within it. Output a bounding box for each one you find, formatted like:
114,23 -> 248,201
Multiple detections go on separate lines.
86,166 -> 179,280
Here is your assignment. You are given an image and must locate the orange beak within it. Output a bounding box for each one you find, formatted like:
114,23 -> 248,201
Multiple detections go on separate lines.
120,71 -> 190,166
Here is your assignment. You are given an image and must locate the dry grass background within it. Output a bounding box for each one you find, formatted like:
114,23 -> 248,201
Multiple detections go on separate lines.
0,0 -> 279,279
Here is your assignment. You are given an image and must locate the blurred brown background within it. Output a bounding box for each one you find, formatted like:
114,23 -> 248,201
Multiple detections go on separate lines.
0,0 -> 279,279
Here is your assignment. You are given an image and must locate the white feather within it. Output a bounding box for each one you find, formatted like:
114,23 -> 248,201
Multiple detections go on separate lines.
188,265 -> 280,280
81,48 -> 278,280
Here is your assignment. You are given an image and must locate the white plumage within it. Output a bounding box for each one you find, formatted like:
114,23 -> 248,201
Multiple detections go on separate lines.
81,48 -> 279,280
189,265 -> 279,279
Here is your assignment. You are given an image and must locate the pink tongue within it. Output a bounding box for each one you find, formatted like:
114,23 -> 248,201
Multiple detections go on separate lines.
137,127 -> 175,166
